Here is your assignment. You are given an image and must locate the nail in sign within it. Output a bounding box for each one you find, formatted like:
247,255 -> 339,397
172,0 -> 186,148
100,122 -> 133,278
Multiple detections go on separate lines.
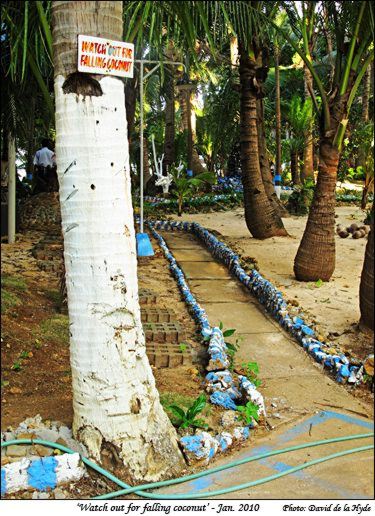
78,35 -> 134,78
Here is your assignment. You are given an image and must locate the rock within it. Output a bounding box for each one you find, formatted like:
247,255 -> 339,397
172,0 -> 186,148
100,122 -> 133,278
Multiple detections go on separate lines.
364,355 -> 374,376
338,230 -> 349,238
9,387 -> 22,395
55,437 -> 68,448
2,431 -> 15,442
221,410 -> 239,429
6,445 -> 29,457
64,438 -> 88,457
53,488 -> 67,500
32,491 -> 50,500
58,426 -> 72,440
32,444 -> 54,457
352,230 -> 363,239
34,428 -> 59,442
17,433 -> 37,440
1,456 -> 11,466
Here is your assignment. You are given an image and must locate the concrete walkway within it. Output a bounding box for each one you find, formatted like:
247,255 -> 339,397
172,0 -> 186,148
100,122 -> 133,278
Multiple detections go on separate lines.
158,231 -> 374,499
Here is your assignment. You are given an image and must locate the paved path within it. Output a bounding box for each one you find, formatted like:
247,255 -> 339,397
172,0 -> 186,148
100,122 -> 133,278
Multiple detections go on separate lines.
158,231 -> 374,499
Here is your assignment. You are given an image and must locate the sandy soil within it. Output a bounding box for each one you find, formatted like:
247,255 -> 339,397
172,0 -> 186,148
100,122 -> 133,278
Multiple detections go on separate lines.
169,205 -> 373,362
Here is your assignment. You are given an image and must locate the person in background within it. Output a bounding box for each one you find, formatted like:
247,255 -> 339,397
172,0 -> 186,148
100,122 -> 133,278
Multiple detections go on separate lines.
33,138 -> 57,193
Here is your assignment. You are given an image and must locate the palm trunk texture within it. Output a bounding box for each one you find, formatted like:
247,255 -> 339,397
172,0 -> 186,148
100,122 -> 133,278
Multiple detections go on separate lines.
302,65 -> 314,181
291,150 -> 300,185
239,48 -> 287,239
52,0 -> 184,482
359,209 -> 374,330
179,89 -> 205,174
294,77 -> 354,282
294,140 -> 338,281
257,99 -> 288,218
274,44 -> 282,179
163,71 -> 175,171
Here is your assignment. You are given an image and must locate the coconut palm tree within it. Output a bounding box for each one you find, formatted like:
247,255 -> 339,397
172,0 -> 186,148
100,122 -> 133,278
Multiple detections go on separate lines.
279,1 -> 374,281
51,0 -> 184,482
212,1 -> 288,238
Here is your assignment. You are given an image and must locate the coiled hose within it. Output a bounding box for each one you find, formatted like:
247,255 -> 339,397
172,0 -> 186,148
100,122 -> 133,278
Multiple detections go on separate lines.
1,432 -> 373,499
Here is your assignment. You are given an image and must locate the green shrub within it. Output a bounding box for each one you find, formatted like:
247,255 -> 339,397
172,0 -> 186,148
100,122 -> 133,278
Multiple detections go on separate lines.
287,179 -> 315,215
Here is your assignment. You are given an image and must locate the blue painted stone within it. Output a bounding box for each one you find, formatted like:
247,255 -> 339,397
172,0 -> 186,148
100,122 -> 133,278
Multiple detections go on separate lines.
180,436 -> 206,459
210,391 -> 238,411
301,325 -> 315,337
1,468 -> 6,495
27,457 -> 58,491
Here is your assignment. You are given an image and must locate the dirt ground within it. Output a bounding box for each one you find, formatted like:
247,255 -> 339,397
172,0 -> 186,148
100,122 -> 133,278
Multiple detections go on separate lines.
170,205 -> 374,365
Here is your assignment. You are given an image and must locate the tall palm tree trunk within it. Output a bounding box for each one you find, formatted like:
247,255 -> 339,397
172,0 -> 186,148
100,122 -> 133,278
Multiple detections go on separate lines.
52,0 -> 184,482
179,88 -> 205,174
294,139 -> 338,281
274,43 -> 282,180
302,66 -> 314,181
359,206 -> 374,330
239,48 -> 287,239
125,75 -> 137,145
143,135 -> 152,190
290,150 -> 300,185
294,73 -> 355,282
257,99 -> 288,217
163,71 -> 175,172
359,64 -> 371,208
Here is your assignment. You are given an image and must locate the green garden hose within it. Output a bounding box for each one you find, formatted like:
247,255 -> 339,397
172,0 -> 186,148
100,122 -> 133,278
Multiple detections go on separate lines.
2,432 -> 373,499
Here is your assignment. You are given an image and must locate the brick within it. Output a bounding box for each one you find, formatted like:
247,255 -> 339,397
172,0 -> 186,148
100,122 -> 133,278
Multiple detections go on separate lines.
146,342 -> 192,368
139,288 -> 157,305
141,308 -> 175,323
143,322 -> 184,343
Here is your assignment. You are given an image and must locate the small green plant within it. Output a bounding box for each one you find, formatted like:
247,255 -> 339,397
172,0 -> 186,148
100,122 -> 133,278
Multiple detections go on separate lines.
19,350 -> 31,359
179,343 -> 187,352
308,278 -> 324,289
241,361 -> 261,388
1,379 -> 9,388
168,394 -> 208,430
170,167 -> 216,216
236,401 -> 260,426
11,360 -> 22,372
202,322 -> 241,370
220,321 -> 242,370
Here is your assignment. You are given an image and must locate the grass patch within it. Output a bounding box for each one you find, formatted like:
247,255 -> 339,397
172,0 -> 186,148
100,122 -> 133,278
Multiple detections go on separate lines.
1,289 -> 22,314
1,274 -> 28,314
1,275 -> 28,292
38,314 -> 70,345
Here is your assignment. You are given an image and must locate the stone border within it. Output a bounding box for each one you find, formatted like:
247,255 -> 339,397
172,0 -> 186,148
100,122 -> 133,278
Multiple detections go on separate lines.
1,452 -> 85,495
148,222 -> 268,465
148,220 -> 364,386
